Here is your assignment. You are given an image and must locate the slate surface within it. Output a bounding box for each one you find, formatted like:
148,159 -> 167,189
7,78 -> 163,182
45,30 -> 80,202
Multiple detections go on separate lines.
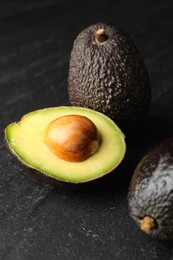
1,1 -> 173,259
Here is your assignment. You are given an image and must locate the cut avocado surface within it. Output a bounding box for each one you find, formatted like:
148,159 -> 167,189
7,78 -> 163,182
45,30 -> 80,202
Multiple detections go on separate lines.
5,106 -> 126,184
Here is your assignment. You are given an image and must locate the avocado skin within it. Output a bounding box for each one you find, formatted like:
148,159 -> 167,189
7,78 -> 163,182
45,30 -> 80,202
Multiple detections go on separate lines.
4,138 -> 111,191
6,152 -> 122,191
128,138 -> 173,240
30,167 -> 117,191
68,22 -> 151,131
5,136 -> 125,190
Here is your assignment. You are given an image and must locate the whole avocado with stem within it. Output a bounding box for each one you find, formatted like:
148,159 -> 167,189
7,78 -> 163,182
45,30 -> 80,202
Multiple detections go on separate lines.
128,138 -> 173,240
68,22 -> 151,131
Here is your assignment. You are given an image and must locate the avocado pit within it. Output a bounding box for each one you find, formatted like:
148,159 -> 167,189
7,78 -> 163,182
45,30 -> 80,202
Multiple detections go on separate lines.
44,114 -> 100,162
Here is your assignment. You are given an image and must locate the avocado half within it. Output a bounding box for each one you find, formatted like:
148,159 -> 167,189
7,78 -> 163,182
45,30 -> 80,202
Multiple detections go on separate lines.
5,106 -> 126,185
128,138 -> 173,240
68,22 -> 151,131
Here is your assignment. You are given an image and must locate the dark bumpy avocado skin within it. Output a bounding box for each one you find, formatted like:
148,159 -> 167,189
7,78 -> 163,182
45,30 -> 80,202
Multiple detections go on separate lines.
68,22 -> 151,130
128,138 -> 173,240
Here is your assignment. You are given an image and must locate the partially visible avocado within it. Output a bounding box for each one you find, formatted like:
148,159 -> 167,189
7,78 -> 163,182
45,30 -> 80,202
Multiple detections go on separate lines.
68,22 -> 151,131
128,138 -> 173,240
5,106 -> 126,185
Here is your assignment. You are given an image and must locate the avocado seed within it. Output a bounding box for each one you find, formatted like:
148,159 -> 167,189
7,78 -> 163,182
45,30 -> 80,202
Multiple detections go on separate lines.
44,115 -> 100,162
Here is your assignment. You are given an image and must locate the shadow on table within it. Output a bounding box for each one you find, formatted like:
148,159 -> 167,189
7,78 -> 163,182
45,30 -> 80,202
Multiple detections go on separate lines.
56,114 -> 173,193
22,113 -> 173,195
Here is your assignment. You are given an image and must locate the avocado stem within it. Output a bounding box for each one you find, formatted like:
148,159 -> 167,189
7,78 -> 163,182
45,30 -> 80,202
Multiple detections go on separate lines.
94,29 -> 108,44
140,216 -> 156,233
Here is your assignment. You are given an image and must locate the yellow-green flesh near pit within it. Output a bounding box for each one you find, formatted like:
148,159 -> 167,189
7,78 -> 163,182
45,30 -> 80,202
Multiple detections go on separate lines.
5,106 -> 126,183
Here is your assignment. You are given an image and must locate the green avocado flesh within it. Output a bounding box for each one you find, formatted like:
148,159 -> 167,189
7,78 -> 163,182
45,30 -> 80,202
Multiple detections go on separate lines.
5,106 -> 126,184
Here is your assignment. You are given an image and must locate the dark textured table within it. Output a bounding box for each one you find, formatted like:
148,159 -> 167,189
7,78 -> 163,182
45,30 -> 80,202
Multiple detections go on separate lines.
1,1 -> 173,259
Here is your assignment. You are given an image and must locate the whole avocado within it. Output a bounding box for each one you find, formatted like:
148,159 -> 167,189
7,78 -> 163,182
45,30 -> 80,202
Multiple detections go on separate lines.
68,22 -> 151,131
128,138 -> 173,240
